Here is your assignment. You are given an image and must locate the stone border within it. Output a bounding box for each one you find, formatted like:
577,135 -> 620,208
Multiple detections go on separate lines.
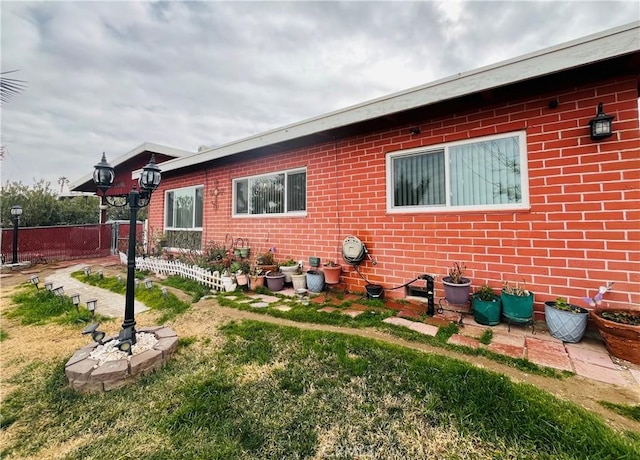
65,326 -> 178,393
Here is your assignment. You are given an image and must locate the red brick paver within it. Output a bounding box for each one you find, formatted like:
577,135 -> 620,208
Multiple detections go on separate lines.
447,334 -> 481,349
525,337 -> 572,372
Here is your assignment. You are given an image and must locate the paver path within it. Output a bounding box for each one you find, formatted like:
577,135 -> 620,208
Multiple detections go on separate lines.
44,264 -> 149,318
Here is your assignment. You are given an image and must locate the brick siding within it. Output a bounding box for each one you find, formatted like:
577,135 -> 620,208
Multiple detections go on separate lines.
147,75 -> 639,317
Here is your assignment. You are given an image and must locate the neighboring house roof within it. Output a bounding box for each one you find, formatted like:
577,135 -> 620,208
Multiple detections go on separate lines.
70,142 -> 193,192
151,21 -> 639,176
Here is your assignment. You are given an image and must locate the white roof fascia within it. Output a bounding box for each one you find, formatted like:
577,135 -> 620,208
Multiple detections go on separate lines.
70,142 -> 193,189
156,21 -> 640,175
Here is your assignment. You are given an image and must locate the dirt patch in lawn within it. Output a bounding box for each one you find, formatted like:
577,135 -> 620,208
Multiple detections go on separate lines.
1,266 -> 639,435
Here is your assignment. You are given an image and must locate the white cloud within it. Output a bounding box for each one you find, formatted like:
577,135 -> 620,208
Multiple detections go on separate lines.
1,1 -> 638,189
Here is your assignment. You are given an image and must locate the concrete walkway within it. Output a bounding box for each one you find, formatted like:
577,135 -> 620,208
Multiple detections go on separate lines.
44,264 -> 149,318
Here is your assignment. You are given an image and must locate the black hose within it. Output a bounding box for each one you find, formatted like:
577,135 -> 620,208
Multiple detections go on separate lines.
353,265 -> 421,291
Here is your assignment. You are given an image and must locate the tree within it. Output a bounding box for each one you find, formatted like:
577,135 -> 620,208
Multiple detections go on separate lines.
0,180 -> 99,227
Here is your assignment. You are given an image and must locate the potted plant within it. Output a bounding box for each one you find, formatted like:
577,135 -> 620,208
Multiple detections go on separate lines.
442,262 -> 471,305
501,280 -> 534,325
231,261 -> 250,288
472,283 -> 501,326
584,283 -> 640,365
544,296 -> 589,343
265,266 -> 285,292
249,267 -> 265,291
279,258 -> 299,283
256,251 -> 277,274
306,269 -> 325,293
291,266 -> 307,290
220,270 -> 237,292
322,260 -> 342,285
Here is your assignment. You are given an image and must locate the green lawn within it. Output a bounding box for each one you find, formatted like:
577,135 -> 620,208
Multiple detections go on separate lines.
1,321 -> 638,459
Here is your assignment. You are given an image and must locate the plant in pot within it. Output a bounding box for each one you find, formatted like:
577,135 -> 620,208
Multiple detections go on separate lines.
544,296 -> 589,343
472,283 -> 502,326
501,280 -> 534,325
220,270 -> 237,292
256,251 -> 277,274
249,267 -> 265,291
442,262 -> 471,305
231,261 -> 250,288
265,266 -> 286,292
279,258 -> 299,284
584,282 -> 640,365
291,265 -> 307,290
306,268 -> 325,293
322,260 -> 342,285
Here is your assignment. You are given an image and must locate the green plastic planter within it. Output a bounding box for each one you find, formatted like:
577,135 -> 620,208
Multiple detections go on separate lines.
501,291 -> 534,323
472,294 -> 502,326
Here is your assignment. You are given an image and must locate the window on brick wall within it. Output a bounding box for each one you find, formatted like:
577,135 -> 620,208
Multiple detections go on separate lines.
386,131 -> 529,212
233,168 -> 306,217
164,185 -> 203,249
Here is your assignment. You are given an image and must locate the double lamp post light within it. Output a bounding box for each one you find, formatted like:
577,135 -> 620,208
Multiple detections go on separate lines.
92,152 -> 161,350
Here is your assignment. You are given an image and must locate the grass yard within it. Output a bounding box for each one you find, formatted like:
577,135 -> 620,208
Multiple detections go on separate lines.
1,270 -> 639,459
1,318 -> 638,459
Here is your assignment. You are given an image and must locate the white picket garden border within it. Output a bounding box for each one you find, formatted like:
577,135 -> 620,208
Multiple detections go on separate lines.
120,252 -> 226,292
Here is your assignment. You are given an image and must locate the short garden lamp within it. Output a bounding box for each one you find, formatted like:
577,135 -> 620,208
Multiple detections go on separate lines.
53,286 -> 65,297
86,299 -> 97,316
97,270 -> 104,279
144,278 -> 153,289
30,275 -> 40,290
83,266 -> 91,276
92,152 -> 161,346
161,287 -> 168,299
588,102 -> 614,140
44,281 -> 53,291
10,205 -> 22,264
71,293 -> 81,312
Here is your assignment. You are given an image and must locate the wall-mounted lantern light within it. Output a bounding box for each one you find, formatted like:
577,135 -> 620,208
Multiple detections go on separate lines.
588,102 -> 614,140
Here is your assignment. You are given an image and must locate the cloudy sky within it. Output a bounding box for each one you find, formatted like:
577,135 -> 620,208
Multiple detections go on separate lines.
1,1 -> 638,191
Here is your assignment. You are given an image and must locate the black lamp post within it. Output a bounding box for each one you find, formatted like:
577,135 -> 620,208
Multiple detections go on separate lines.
10,205 -> 23,264
92,152 -> 161,349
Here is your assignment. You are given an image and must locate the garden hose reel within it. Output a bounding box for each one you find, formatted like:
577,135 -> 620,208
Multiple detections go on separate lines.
342,236 -> 376,266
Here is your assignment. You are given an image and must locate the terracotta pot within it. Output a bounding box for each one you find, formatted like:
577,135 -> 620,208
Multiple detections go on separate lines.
250,275 -> 265,290
591,309 -> 640,365
236,274 -> 248,286
323,264 -> 342,284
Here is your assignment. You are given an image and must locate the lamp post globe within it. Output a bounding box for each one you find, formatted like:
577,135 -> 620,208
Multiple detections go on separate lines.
92,153 -> 161,347
10,205 -> 22,264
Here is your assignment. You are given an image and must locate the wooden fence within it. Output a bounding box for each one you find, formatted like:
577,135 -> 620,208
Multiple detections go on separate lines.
121,253 -> 226,292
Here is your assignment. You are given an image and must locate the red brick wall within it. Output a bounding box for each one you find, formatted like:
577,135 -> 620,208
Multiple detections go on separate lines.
148,75 -> 639,316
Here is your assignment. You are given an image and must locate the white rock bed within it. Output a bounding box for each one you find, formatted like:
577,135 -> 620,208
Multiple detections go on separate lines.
89,332 -> 159,367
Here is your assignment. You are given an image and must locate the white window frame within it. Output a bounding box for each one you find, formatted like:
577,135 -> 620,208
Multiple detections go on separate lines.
164,185 -> 204,230
386,131 -> 529,213
232,167 -> 307,218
